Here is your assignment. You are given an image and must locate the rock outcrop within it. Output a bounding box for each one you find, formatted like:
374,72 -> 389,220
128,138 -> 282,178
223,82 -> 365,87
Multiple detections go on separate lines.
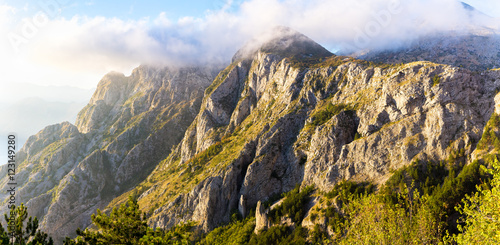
254,201 -> 270,234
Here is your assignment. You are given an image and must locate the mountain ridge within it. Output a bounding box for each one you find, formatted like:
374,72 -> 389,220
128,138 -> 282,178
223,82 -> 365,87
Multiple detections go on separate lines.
355,32 -> 500,71
232,26 -> 333,63
3,26 -> 500,243
107,28 -> 500,236
0,65 -> 221,242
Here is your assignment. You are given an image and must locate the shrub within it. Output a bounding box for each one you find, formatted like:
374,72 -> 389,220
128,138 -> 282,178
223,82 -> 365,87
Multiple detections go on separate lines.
269,185 -> 315,224
310,103 -> 354,127
432,75 -> 441,86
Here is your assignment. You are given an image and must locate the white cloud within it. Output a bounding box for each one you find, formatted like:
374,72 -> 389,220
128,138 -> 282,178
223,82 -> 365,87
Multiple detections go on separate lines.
0,4 -> 16,35
0,4 -> 16,14
0,0 -> 498,90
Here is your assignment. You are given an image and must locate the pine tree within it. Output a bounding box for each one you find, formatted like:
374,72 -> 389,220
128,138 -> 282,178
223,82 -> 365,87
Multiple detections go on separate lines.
65,195 -> 196,245
71,196 -> 148,245
2,203 -> 53,245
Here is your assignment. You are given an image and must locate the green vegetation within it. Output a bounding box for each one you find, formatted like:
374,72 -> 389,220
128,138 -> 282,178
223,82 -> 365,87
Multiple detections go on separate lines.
248,225 -> 307,245
1,203 -> 54,245
476,113 -> 500,155
432,74 -> 441,86
110,103 -> 264,215
69,196 -> 148,244
111,136 -> 229,214
205,63 -> 236,96
183,142 -> 224,178
325,181 -> 374,201
287,56 -> 328,69
381,159 -> 489,234
123,91 -> 145,107
196,163 -> 488,244
139,222 -> 197,245
198,185 -> 314,245
304,158 -> 490,244
338,186 -> 442,244
381,160 -> 448,203
450,158 -> 500,244
198,215 -> 256,245
63,102 -> 500,245
64,155 -> 497,244
309,103 -> 354,127
202,216 -> 307,245
353,132 -> 361,140
65,196 -> 196,245
321,181 -> 374,239
269,185 -> 315,224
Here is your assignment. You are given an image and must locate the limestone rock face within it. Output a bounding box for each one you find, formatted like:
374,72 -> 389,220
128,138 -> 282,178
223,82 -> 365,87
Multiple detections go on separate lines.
0,65 -> 220,242
144,30 -> 500,233
302,111 -> 358,189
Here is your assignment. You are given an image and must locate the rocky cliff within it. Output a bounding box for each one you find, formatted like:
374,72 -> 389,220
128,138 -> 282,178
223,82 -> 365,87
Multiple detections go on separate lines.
115,28 -> 500,235
4,26 -> 500,242
0,65 -> 220,242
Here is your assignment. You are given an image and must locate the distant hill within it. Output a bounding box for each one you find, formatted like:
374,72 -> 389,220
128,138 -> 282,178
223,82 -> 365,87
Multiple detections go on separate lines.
356,33 -> 500,71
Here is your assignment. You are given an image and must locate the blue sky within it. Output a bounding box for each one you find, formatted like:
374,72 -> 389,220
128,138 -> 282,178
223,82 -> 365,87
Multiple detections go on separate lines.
3,0 -> 499,20
3,0 -> 499,18
2,0 -> 243,20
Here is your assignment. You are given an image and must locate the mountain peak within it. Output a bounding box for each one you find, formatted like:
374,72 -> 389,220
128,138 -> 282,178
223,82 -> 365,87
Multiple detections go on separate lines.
232,26 -> 333,62
461,2 -> 475,11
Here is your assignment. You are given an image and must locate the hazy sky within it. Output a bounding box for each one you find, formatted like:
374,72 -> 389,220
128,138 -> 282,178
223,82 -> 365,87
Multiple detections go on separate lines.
465,0 -> 500,17
0,0 -> 498,90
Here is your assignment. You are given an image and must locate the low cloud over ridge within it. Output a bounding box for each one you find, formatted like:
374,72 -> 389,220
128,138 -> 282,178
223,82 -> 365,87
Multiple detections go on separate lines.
1,0 -> 499,89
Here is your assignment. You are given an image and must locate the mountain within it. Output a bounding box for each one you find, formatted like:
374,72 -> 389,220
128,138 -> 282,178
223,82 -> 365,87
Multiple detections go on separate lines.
0,65 -> 221,241
461,2 -> 474,11
350,2 -> 500,71
232,26 -> 333,63
107,28 -> 500,235
3,26 -> 500,243
357,33 -> 500,71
